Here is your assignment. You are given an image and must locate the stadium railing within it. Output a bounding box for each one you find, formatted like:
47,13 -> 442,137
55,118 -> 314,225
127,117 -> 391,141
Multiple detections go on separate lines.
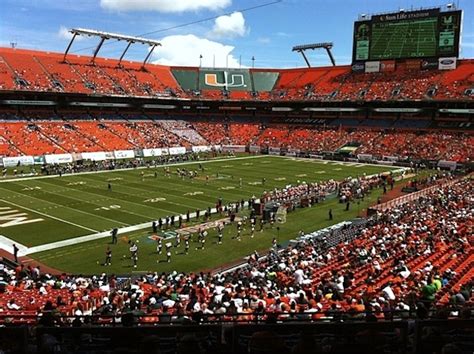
368,175 -> 466,214
1,313 -> 473,353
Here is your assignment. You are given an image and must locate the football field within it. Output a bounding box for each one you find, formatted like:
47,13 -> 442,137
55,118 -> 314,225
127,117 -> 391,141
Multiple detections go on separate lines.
0,155 -> 401,274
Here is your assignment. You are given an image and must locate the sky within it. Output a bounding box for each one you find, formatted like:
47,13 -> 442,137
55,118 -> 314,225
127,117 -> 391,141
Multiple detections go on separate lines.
1,0 -> 473,68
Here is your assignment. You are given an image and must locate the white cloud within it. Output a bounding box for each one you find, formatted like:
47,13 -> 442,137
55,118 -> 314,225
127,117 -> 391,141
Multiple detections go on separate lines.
58,26 -> 84,41
208,12 -> 248,39
152,34 -> 242,68
100,0 -> 231,13
257,37 -> 271,44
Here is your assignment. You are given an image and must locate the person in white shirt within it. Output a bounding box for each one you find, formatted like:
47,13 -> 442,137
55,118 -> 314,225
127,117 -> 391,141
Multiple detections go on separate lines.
382,282 -> 396,301
423,261 -> 433,273
294,268 -> 305,285
399,264 -> 411,279
336,279 -> 345,294
7,299 -> 21,311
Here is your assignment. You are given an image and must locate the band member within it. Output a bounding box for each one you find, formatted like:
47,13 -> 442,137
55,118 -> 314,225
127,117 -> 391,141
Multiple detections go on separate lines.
184,237 -> 190,255
217,223 -> 224,244
157,238 -> 163,254
165,242 -> 172,262
129,241 -> 138,268
105,247 -> 112,266
174,233 -> 181,248
235,220 -> 242,241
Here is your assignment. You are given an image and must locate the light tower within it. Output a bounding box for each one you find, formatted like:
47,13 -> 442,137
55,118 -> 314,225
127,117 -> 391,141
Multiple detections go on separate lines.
292,42 -> 336,67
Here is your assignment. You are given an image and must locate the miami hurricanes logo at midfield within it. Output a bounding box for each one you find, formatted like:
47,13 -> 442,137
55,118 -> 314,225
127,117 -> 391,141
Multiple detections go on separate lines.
204,72 -> 247,88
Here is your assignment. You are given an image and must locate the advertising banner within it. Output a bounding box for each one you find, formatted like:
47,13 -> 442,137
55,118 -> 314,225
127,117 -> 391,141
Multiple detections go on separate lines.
287,148 -> 300,154
249,145 -> 260,153
351,61 -> 365,73
71,153 -> 82,162
82,151 -> 107,161
438,57 -> 457,70
142,148 -> 163,157
168,147 -> 186,155
33,156 -> 45,165
420,57 -> 438,70
383,156 -> 400,162
44,153 -> 73,164
268,147 -> 281,154
365,61 -> 380,73
114,150 -> 135,159
2,156 -> 35,167
357,154 -> 374,161
371,9 -> 440,23
192,146 -> 211,153
222,145 -> 246,153
380,60 -> 396,72
105,152 -> 115,160
405,59 -> 421,70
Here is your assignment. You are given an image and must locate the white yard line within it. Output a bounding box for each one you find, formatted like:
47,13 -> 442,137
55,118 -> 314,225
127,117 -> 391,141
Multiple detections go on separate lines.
76,175 -> 200,213
0,186 -> 129,227
34,179 -> 164,221
0,198 -> 98,233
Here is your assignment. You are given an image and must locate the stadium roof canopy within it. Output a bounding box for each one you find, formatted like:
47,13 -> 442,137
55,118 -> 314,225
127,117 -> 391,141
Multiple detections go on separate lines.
63,28 -> 161,66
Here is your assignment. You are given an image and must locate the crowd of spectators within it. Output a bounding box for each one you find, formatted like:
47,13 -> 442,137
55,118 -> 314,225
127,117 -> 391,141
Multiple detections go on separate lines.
0,176 -> 471,327
1,49 -> 473,101
0,118 -> 472,162
273,64 -> 473,101
159,120 -> 208,146
261,180 -> 339,207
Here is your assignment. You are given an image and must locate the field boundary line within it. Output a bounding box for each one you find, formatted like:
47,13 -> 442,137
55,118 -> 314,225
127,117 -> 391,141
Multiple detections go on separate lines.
21,204 -> 235,256
0,235 -> 28,254
20,221 -> 151,256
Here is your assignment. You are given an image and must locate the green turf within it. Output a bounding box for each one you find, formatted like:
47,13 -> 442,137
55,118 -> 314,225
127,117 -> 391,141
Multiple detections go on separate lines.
0,156 -> 398,246
0,155 -> 401,273
31,186 -> 387,275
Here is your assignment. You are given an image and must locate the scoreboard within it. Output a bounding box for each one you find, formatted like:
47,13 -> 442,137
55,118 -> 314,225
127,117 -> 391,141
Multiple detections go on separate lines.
352,9 -> 462,62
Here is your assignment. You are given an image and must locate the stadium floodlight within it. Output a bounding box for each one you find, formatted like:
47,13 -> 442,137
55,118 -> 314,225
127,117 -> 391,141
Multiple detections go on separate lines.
291,42 -> 336,67
63,28 -> 161,67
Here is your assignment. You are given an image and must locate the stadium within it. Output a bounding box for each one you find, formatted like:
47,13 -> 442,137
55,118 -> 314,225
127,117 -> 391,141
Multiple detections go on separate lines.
0,1 -> 473,353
